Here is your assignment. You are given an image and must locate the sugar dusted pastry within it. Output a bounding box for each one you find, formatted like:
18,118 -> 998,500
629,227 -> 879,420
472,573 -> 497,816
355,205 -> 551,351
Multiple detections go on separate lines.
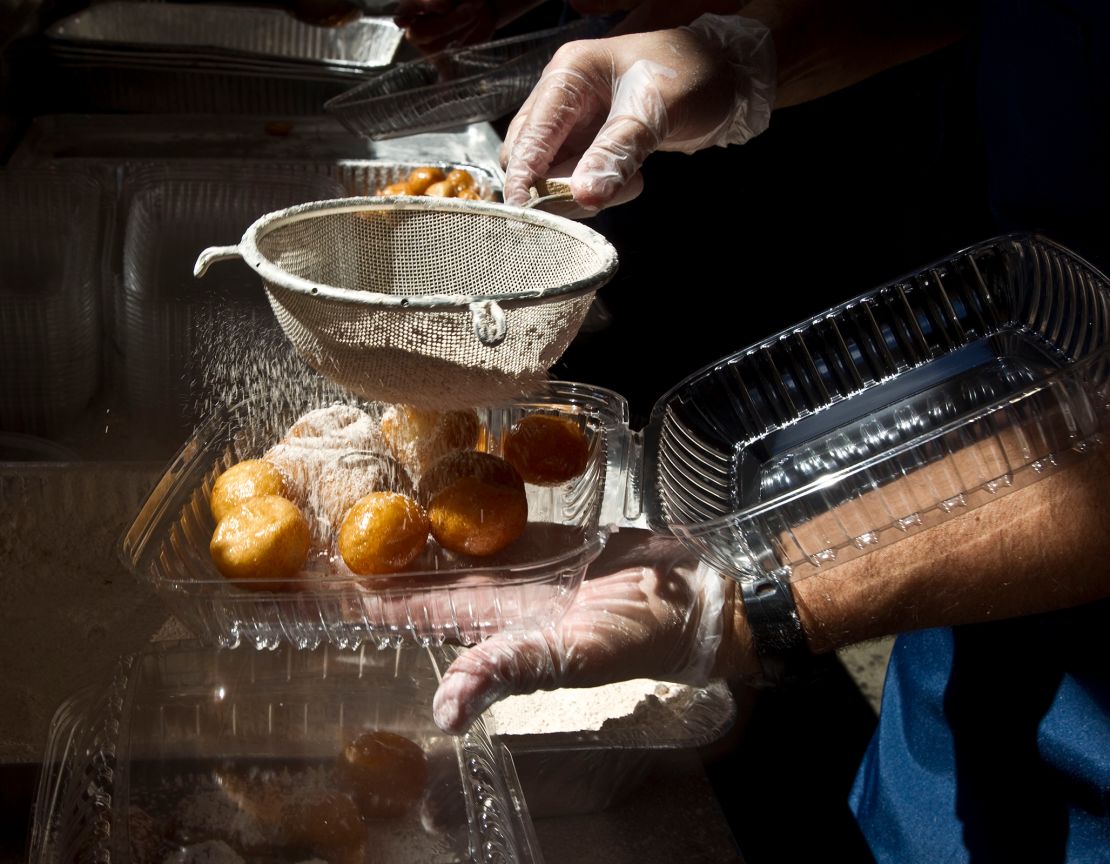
380,404 -> 480,477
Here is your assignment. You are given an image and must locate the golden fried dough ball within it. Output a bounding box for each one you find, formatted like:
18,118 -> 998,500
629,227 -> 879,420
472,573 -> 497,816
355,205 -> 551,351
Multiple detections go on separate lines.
209,495 -> 310,589
446,168 -> 475,193
379,181 -> 414,196
456,187 -> 482,201
417,449 -> 522,503
380,405 -> 480,477
427,478 -> 528,557
419,451 -> 527,556
503,414 -> 591,485
406,166 -> 446,195
209,458 -> 288,522
288,791 -> 367,864
285,404 -> 380,451
337,492 -> 429,575
423,179 -> 457,198
336,730 -> 428,819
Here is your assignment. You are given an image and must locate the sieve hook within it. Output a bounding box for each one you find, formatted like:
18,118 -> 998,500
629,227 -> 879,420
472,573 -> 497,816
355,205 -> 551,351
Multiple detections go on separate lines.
470,300 -> 508,346
194,245 -> 242,278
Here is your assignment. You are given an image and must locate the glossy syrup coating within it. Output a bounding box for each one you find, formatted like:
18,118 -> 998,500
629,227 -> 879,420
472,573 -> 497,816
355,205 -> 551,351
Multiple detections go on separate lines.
378,180 -> 414,196
337,491 -> 430,575
445,168 -> 475,192
423,179 -> 457,198
503,414 -> 591,485
419,451 -> 528,557
379,405 -> 480,477
405,166 -> 446,195
209,458 -> 288,522
209,495 -> 310,590
335,730 -> 429,819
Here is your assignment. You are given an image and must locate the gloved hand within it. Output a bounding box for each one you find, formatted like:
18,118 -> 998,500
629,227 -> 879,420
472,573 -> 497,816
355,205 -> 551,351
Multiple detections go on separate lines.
393,0 -> 548,53
501,14 -> 775,211
432,527 -> 755,734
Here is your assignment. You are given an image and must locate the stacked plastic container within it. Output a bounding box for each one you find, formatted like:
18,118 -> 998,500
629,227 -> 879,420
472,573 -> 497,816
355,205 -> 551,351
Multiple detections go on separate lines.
42,1 -> 405,114
114,165 -> 349,435
30,643 -> 543,864
0,170 -> 107,435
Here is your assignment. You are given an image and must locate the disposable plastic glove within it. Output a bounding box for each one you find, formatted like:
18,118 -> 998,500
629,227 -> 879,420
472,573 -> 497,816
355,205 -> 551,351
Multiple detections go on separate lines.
432,527 -> 744,735
501,14 -> 775,211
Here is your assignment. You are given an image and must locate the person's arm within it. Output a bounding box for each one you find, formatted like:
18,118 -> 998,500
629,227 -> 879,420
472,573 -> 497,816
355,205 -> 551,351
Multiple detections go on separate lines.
434,441 -> 1110,734
737,0 -> 971,108
716,442 -> 1110,679
500,0 -> 971,209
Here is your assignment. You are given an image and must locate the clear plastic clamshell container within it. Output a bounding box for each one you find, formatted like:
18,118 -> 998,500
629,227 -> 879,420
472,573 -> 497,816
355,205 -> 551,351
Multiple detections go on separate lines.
43,3 -> 404,114
29,641 -> 541,864
641,234 -> 1110,583
120,381 -> 631,649
0,169 -> 107,435
45,2 -> 403,69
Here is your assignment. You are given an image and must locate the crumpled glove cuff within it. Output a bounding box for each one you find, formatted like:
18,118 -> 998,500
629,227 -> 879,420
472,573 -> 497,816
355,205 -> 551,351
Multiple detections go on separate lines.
680,13 -> 776,150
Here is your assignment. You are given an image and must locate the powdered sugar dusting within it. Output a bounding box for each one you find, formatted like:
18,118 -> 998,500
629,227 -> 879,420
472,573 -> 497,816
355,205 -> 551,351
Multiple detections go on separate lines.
489,679 -> 684,735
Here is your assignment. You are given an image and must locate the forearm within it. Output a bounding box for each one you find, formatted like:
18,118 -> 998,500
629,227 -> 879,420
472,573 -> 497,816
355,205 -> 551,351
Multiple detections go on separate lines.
741,0 -> 971,107
717,442 -> 1110,680
614,0 -> 969,109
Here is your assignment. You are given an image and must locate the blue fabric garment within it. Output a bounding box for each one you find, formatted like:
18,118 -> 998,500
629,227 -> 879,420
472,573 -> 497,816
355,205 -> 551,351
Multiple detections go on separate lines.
850,602 -> 1110,862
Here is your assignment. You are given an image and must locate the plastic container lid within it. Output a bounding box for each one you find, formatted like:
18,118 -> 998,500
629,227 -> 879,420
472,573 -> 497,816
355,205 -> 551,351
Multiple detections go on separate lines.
640,233 -> 1110,583
29,641 -> 542,864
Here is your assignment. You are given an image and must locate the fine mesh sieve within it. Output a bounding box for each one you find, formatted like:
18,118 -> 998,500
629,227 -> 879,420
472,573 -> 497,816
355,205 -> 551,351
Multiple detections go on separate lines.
194,196 -> 618,408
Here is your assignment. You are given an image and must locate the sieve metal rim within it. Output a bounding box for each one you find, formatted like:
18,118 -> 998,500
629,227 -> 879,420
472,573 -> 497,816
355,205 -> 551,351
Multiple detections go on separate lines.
194,195 -> 620,310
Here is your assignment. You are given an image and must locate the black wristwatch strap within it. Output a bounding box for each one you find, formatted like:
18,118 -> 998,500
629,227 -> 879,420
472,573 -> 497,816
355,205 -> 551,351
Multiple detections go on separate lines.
739,571 -> 813,687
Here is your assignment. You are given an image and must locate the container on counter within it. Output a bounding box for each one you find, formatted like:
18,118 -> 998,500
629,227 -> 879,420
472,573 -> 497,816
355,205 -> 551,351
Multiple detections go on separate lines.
42,2 -> 405,114
29,640 -> 542,864
121,381 -> 631,649
0,169 -> 107,435
115,165 -> 348,435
